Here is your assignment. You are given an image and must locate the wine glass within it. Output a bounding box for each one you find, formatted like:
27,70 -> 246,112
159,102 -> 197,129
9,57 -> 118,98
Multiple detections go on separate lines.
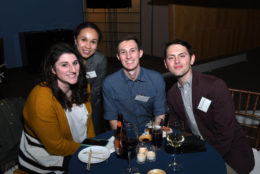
166,121 -> 185,172
122,122 -> 139,174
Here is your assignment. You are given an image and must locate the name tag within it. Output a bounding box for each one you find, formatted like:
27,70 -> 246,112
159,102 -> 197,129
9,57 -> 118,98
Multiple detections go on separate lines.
197,97 -> 212,113
135,95 -> 150,102
86,71 -> 97,79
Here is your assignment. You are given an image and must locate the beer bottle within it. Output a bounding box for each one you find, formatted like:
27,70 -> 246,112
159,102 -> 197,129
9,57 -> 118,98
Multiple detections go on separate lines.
115,113 -> 125,156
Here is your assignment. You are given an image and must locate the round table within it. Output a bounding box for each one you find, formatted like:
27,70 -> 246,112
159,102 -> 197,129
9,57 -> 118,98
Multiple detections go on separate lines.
68,131 -> 226,174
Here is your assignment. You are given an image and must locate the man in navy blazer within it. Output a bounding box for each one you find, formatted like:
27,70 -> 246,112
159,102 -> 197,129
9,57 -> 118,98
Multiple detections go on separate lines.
164,39 -> 254,174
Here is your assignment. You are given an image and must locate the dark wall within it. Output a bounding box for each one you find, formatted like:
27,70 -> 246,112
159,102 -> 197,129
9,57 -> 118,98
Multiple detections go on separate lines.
0,0 -> 83,69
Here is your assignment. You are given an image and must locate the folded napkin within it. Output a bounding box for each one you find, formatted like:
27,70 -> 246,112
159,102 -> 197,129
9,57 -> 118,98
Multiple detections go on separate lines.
105,136 -> 115,153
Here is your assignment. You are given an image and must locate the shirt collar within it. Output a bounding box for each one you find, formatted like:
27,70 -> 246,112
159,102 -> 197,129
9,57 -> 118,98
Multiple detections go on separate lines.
120,67 -> 145,82
177,74 -> 193,89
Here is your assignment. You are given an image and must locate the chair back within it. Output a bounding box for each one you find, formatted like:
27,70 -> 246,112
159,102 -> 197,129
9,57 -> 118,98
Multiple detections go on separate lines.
229,88 -> 260,150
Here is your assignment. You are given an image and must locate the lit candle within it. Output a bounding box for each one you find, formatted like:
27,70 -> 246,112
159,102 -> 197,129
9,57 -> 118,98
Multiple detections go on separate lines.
139,147 -> 147,154
147,151 -> 156,161
137,153 -> 146,163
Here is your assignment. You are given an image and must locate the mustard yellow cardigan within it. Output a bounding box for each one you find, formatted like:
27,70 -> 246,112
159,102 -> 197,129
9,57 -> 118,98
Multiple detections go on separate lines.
23,84 -> 95,156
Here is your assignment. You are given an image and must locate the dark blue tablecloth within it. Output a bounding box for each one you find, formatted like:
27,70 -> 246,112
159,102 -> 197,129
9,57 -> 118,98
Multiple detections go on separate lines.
68,131 -> 226,174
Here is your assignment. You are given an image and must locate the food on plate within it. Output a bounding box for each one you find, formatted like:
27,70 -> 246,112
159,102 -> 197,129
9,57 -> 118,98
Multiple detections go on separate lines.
139,133 -> 152,142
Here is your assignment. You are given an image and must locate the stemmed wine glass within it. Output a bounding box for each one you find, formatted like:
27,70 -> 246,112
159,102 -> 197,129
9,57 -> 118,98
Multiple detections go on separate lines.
166,120 -> 185,172
122,122 -> 139,174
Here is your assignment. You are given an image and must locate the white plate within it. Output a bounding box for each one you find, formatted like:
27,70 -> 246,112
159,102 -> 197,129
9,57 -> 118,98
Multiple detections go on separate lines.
78,146 -> 110,164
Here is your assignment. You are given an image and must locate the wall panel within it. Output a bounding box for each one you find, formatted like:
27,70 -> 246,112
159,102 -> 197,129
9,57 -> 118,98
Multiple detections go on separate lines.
169,2 -> 260,61
84,0 -> 141,57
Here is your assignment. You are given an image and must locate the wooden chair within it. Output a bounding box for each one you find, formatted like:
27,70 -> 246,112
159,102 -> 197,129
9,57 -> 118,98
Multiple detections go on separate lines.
229,88 -> 260,150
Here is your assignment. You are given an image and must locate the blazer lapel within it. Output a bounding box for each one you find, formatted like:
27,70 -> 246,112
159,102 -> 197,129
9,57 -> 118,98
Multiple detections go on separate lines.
191,71 -> 202,113
191,71 -> 209,135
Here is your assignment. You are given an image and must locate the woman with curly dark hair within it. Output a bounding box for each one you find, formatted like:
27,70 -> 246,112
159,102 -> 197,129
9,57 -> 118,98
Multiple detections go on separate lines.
17,43 -> 95,173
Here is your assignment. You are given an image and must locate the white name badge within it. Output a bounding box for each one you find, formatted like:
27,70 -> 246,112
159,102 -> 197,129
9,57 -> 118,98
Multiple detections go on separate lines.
135,95 -> 150,102
86,71 -> 97,79
197,97 -> 212,113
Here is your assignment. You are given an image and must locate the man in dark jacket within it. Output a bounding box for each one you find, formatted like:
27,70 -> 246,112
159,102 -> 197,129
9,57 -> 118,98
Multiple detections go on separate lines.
164,39 -> 254,174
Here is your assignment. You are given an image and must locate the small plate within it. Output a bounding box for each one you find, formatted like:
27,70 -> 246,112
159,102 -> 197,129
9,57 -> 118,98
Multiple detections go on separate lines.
78,146 -> 110,164
147,169 -> 166,174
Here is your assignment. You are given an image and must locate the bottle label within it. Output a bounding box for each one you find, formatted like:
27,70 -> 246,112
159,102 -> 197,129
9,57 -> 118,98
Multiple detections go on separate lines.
115,139 -> 121,154
117,121 -> 122,127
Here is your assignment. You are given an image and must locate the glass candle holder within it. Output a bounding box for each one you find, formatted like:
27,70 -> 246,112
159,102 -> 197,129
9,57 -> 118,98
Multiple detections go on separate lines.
146,146 -> 156,162
136,144 -> 147,164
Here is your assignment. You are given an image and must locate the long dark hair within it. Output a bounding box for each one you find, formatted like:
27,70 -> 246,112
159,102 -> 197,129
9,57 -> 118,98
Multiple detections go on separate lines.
40,42 -> 89,110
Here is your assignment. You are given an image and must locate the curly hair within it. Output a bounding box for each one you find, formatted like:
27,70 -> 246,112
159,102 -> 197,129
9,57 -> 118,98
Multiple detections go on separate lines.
40,42 -> 89,110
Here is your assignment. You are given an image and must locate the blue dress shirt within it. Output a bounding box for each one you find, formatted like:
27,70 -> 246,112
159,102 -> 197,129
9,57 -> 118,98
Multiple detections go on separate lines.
102,67 -> 168,126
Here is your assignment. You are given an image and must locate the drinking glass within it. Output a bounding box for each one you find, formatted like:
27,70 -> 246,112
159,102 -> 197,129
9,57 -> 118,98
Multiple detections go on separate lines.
151,126 -> 163,150
166,121 -> 185,172
122,123 -> 139,174
151,118 -> 164,150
